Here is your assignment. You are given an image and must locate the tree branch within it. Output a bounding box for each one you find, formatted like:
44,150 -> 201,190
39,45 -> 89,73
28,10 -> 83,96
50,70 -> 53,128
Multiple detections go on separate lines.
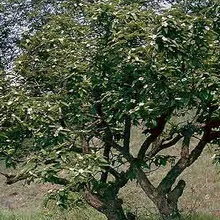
137,135 -> 156,160
206,119 -> 220,129
134,165 -> 158,203
147,134 -> 183,158
84,187 -> 105,212
157,131 -> 209,195
100,143 -> 111,182
94,102 -> 134,181
156,115 -> 220,195
123,114 -> 131,152
137,109 -> 173,160
107,166 -> 121,179
0,172 -> 19,185
167,179 -> 186,204
0,171 -> 70,186
209,131 -> 220,142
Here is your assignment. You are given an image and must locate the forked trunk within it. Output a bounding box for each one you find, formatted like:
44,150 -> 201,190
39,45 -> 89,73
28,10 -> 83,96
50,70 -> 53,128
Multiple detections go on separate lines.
134,165 -> 184,220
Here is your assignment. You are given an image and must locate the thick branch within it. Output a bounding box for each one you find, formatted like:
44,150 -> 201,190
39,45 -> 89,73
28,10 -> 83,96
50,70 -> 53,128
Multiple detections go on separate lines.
84,187 -> 128,220
0,172 -> 19,185
147,134 -> 183,158
137,135 -> 156,160
133,165 -> 158,203
206,119 -> 220,129
138,110 -> 173,160
84,188 -> 105,212
0,171 -> 69,186
123,114 -> 131,152
100,143 -> 112,182
209,130 -> 220,142
157,132 -> 209,195
167,179 -> 186,204
93,96 -> 134,163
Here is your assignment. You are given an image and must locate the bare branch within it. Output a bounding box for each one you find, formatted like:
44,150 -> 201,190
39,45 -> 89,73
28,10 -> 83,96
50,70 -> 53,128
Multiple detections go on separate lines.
0,171 -> 69,186
209,131 -> 220,142
134,165 -> 158,203
138,109 -> 173,160
157,118 -> 218,194
206,119 -> 220,129
167,180 -> 186,204
0,171 -> 31,185
123,114 -> 131,152
157,131 -> 209,195
137,135 -> 156,160
100,143 -> 111,182
147,134 -> 183,158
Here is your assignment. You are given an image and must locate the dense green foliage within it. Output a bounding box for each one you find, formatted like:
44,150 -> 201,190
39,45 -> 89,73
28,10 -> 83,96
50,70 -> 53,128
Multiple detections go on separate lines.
0,0 -> 219,219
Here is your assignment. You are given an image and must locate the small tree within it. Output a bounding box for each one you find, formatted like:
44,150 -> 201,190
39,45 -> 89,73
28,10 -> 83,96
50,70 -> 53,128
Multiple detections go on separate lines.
0,1 -> 219,219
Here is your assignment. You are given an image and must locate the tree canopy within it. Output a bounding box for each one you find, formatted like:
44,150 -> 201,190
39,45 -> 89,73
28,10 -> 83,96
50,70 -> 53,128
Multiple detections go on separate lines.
0,0 -> 219,219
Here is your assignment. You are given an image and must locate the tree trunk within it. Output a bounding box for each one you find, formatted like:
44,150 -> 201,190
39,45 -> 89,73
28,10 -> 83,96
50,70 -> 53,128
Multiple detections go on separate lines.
156,180 -> 186,220
84,188 -> 129,220
156,197 -> 181,220
101,198 -> 128,220
134,165 -> 184,220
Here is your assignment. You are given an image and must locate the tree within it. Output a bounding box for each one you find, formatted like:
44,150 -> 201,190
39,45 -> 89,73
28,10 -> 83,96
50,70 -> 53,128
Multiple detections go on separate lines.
0,0 -> 66,69
0,0 -> 219,219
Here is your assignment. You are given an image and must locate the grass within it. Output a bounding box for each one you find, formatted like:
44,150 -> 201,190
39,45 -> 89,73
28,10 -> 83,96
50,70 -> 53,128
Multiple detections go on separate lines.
0,206 -> 106,220
0,210 -> 219,220
185,213 -> 220,220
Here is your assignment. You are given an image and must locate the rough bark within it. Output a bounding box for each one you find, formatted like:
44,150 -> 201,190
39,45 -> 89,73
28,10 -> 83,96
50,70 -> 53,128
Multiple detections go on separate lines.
138,109 -> 173,160
156,197 -> 181,220
100,143 -> 111,182
84,188 -> 128,220
123,114 -> 131,152
156,180 -> 186,220
134,165 -> 183,219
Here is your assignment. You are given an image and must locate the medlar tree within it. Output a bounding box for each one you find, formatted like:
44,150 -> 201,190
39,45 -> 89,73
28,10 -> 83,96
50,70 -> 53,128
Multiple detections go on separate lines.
0,0 -> 219,219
